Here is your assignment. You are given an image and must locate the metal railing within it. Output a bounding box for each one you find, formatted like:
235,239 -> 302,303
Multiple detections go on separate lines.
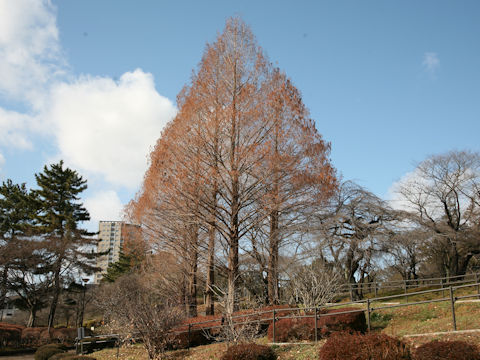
75,334 -> 120,356
336,272 -> 480,300
178,281 -> 480,344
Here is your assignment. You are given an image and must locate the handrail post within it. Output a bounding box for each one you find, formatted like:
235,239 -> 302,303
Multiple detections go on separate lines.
374,282 -> 377,298
187,324 -> 191,349
404,281 -> 408,303
366,299 -> 371,332
272,309 -> 276,344
449,286 -> 457,331
475,273 -> 480,300
314,307 -> 318,342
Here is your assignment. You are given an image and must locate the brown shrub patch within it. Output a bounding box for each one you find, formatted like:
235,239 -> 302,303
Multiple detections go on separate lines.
266,307 -> 366,341
319,332 -> 411,360
413,340 -> 480,360
221,343 -> 277,360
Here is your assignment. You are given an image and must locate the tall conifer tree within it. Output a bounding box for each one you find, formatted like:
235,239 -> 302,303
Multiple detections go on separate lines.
34,161 -> 97,328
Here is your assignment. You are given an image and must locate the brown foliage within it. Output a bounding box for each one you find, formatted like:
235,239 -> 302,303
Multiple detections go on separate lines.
318,332 -> 411,360
266,307 -> 366,341
413,340 -> 480,360
0,326 -> 22,347
221,343 -> 277,360
127,16 -> 337,315
39,328 -> 81,344
21,327 -> 47,346
167,329 -> 212,350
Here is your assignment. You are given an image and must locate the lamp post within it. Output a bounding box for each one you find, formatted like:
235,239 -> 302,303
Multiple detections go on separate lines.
80,278 -> 89,327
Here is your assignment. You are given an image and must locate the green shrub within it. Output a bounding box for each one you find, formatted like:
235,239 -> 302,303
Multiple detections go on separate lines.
319,332 -> 411,360
370,312 -> 393,328
221,343 -> 277,360
413,340 -> 480,360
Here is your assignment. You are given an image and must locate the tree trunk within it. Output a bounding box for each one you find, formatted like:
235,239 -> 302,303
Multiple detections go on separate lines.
47,265 -> 61,329
267,210 -> 279,304
0,266 -> 8,320
205,222 -> 216,315
187,237 -> 198,318
27,308 -> 37,327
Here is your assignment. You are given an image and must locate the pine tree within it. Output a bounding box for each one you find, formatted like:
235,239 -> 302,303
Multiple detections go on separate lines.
34,161 -> 97,328
102,251 -> 142,283
0,179 -> 38,320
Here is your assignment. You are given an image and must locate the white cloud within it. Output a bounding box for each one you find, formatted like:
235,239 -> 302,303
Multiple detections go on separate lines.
0,152 -> 5,170
0,1 -> 176,194
0,0 -> 65,104
45,70 -> 176,189
422,52 -> 440,74
84,190 -> 124,224
0,108 -> 36,149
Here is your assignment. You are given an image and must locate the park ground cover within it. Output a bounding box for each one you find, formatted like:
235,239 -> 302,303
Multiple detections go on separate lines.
90,301 -> 480,360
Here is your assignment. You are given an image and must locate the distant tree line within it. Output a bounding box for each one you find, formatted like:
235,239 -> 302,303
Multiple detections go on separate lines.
0,161 -> 98,327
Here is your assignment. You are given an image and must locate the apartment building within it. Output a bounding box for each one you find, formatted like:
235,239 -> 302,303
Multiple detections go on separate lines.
94,221 -> 141,284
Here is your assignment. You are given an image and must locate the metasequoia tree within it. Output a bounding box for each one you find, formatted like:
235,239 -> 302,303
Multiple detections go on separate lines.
129,17 -> 336,315
248,70 -> 336,304
396,150 -> 480,278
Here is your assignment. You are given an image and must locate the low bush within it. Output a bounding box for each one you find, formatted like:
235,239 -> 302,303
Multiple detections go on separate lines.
21,327 -> 48,346
34,343 -> 66,360
167,328 -> 212,350
0,326 -> 22,347
40,328 -> 83,345
319,332 -> 411,360
221,343 -> 277,360
267,317 -> 314,342
0,322 -> 24,331
267,307 -> 366,341
413,340 -> 480,360
50,354 -> 97,360
316,308 -> 367,336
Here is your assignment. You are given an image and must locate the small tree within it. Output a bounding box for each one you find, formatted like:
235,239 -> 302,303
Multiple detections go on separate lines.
96,273 -> 184,360
287,262 -> 341,309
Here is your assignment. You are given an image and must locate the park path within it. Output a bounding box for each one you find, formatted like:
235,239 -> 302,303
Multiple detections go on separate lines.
1,355 -> 34,360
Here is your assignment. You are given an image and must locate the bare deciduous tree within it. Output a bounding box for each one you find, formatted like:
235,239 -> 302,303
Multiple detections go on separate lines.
96,270 -> 184,360
315,181 -> 394,300
395,150 -> 480,278
286,262 -> 341,309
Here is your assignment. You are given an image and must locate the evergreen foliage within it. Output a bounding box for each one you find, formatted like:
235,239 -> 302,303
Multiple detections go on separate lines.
33,161 -> 98,328
102,251 -> 141,283
0,179 -> 41,325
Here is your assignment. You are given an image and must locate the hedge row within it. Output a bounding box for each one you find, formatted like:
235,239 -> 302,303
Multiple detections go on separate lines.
267,307 -> 367,342
1,323 -> 91,348
318,333 -> 480,360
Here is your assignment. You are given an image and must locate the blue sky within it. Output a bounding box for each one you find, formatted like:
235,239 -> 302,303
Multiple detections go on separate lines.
1,0 -> 479,230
